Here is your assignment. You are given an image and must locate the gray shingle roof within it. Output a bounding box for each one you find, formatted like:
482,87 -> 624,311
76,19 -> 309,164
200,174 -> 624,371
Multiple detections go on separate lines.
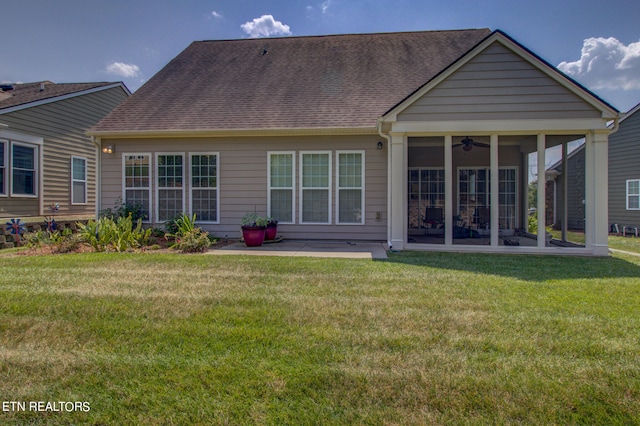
91,29 -> 491,134
0,81 -> 118,112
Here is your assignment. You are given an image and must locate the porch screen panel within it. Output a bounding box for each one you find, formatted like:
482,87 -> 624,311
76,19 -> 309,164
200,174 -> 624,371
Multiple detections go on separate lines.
157,154 -> 184,222
269,152 -> 294,223
301,152 -> 330,224
0,141 -> 5,195
498,169 -> 517,229
458,167 -> 517,229
191,153 -> 218,222
337,152 -> 364,224
124,154 -> 151,220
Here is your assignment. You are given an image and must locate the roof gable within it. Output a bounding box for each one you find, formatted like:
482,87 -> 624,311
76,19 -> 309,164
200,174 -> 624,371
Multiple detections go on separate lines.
386,31 -> 619,122
0,81 -> 130,114
90,29 -> 491,135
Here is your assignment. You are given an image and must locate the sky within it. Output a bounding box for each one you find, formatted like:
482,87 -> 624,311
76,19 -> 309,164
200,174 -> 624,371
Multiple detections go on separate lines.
2,0 -> 640,113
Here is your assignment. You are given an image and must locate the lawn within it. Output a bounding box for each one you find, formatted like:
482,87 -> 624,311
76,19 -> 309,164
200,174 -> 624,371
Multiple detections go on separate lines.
1,251 -> 639,425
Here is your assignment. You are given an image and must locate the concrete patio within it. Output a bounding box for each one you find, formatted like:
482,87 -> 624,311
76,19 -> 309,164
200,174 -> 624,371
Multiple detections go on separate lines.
207,240 -> 388,259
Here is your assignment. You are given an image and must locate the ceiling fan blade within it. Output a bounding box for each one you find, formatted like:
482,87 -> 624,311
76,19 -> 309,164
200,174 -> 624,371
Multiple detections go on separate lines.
474,142 -> 490,148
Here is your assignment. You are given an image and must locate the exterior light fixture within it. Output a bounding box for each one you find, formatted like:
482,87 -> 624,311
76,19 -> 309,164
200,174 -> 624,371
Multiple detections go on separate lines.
102,145 -> 114,154
377,141 -> 383,149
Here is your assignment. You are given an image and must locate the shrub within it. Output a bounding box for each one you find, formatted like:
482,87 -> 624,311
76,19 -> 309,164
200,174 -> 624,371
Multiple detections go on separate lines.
99,197 -> 147,222
528,213 -> 538,234
23,228 -> 83,253
78,215 -> 151,252
171,228 -> 212,253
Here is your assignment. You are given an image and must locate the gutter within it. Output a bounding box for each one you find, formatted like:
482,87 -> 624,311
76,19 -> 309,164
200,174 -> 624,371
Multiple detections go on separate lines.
377,118 -> 393,250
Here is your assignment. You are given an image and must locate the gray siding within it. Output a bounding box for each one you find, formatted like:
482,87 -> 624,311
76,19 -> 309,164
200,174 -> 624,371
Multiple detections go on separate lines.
100,135 -> 388,241
398,42 -> 601,122
0,86 -> 128,217
609,108 -> 640,226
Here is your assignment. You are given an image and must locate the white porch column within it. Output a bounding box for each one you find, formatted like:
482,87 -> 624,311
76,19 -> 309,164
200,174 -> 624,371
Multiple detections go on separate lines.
490,134 -> 499,247
537,134 -> 546,248
389,132 -> 406,250
586,131 -> 609,255
444,135 -> 453,246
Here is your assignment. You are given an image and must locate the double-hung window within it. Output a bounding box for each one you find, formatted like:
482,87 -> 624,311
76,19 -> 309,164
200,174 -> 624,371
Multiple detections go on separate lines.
337,151 -> 364,224
71,156 -> 87,205
627,180 -> 640,210
300,151 -> 331,224
190,153 -> 219,223
0,140 -> 6,196
268,152 -> 295,224
12,142 -> 37,196
123,154 -> 151,221
157,154 -> 184,222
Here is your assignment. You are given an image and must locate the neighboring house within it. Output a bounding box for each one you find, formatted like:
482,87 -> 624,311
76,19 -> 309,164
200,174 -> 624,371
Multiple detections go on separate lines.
90,29 -> 618,255
609,102 -> 640,229
0,81 -> 130,218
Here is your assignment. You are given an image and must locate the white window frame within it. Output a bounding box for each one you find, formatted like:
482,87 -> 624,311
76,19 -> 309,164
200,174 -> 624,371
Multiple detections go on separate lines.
268,151 -> 296,224
0,139 -> 7,197
122,153 -> 152,223
189,152 -> 220,224
155,153 -> 186,223
627,179 -> 640,210
336,150 -> 365,225
71,156 -> 88,205
299,151 -> 332,225
10,141 -> 39,198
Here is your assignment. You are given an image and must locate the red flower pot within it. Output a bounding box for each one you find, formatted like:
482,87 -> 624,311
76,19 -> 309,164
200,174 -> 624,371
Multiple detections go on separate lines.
241,226 -> 266,247
265,223 -> 278,240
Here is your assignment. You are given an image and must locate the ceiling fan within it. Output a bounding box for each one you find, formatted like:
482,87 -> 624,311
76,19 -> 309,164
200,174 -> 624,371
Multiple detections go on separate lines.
453,136 -> 490,151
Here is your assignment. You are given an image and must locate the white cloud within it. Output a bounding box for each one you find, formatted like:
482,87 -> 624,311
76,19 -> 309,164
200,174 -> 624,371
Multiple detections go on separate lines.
106,62 -> 141,78
211,10 -> 222,18
558,37 -> 640,90
241,15 -> 292,38
320,0 -> 333,14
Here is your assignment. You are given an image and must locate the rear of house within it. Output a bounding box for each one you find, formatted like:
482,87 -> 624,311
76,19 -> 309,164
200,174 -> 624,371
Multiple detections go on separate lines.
90,29 -> 619,255
0,81 -> 130,218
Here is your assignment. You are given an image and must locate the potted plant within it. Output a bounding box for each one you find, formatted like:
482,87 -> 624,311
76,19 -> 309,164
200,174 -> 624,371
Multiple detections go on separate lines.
265,217 -> 278,241
241,212 -> 268,247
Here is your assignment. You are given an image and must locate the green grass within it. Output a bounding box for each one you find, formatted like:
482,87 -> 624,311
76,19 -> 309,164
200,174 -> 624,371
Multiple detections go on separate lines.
1,251 -> 639,425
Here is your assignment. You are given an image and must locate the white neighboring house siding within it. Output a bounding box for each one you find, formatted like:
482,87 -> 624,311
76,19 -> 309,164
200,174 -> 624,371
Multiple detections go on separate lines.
100,135 -> 387,240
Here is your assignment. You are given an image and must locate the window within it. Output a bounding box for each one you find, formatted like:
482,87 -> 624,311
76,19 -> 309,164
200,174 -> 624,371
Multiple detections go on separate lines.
191,153 -> 219,223
627,180 -> 640,210
408,168 -> 444,230
123,154 -> 151,221
71,156 -> 87,205
156,154 -> 184,222
268,152 -> 295,224
0,140 -> 6,196
300,151 -> 331,224
337,151 -> 364,224
12,143 -> 37,196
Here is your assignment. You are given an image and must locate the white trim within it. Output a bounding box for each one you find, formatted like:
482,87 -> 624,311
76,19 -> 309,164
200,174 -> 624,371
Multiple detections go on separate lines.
122,153 -> 152,223
9,141 -> 39,198
336,150 -> 365,225
70,156 -> 88,205
389,119 -> 611,134
0,129 -> 44,146
189,152 -> 220,224
155,152 -> 186,223
0,139 -> 6,197
0,83 -> 130,115
299,151 -> 332,225
267,151 -> 295,225
626,179 -> 640,210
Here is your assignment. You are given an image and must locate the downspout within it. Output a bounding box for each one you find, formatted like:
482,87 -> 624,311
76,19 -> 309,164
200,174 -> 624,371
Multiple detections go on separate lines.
91,136 -> 101,218
377,117 -> 393,249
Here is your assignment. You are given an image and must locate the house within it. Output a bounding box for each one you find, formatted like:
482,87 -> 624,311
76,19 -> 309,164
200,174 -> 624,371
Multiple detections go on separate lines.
89,29 -> 619,255
609,102 -> 640,231
0,81 -> 130,218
